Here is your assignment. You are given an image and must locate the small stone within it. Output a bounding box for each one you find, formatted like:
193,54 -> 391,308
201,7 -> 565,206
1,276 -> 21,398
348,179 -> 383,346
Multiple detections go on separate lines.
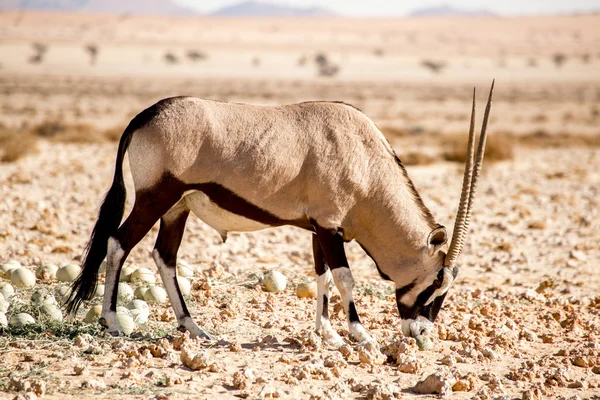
180,345 -> 210,370
414,369 -> 456,396
415,335 -> 434,351
296,282 -> 317,299
81,379 -> 106,391
263,271 -> 287,293
74,365 -> 88,376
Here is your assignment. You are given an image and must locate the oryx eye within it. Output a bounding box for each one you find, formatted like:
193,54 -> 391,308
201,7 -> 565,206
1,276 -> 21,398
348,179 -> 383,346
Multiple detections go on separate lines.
433,279 -> 442,289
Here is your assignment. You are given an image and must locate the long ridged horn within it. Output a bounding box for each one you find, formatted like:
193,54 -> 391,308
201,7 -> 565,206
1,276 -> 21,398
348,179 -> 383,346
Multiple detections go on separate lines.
445,80 -> 494,267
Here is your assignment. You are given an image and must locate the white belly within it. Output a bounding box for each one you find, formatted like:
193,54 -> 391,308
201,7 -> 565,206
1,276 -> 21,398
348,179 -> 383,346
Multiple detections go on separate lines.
184,191 -> 270,240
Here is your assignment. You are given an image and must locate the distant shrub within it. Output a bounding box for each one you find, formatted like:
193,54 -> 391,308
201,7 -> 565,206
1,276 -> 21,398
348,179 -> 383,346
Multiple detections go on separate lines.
29,42 -> 47,64
420,59 -> 446,74
373,48 -> 384,57
85,44 -> 98,65
314,52 -> 340,77
186,50 -> 207,62
164,52 -> 179,64
552,53 -> 567,68
442,132 -> 515,164
252,57 -> 261,67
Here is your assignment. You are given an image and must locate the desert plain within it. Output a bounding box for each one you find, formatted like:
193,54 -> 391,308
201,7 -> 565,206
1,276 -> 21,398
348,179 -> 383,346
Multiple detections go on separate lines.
0,11 -> 599,400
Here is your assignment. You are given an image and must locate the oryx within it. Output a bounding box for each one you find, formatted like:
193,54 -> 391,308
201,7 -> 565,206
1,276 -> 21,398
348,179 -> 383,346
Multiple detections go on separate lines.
66,81 -> 494,345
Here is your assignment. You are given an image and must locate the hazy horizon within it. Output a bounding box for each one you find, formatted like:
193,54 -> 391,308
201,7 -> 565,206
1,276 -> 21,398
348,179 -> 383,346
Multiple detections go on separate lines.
178,0 -> 599,16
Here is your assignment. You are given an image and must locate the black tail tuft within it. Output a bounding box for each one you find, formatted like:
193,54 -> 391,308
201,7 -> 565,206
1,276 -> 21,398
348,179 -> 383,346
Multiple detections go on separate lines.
65,126 -> 134,315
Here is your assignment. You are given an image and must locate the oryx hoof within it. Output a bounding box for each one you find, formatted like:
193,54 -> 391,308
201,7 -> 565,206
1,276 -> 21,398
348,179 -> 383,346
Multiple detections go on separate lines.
178,324 -> 215,341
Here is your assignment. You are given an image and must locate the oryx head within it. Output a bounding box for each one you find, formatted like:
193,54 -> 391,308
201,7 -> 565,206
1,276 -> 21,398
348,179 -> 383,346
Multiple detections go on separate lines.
397,81 -> 495,337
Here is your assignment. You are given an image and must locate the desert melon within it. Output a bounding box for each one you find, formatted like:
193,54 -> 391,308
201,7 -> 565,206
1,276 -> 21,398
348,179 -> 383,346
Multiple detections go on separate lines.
9,313 -> 35,327
56,264 -> 81,282
36,264 -> 58,281
130,267 -> 156,284
263,271 -> 287,293
143,286 -> 167,304
10,267 -> 36,288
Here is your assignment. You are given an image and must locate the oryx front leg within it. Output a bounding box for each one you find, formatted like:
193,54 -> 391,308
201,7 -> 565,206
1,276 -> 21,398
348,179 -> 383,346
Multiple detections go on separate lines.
153,203 -> 213,340
315,225 -> 375,345
312,234 -> 345,348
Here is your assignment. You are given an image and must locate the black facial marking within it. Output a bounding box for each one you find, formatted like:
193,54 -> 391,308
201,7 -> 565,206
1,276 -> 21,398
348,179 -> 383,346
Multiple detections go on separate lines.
395,272 -> 449,322
322,295 -> 329,319
348,301 -> 360,324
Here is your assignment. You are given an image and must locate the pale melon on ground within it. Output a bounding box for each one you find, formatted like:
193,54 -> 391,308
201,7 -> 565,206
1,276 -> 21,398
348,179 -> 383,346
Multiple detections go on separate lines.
10,267 -> 36,288
176,261 -> 194,278
177,276 -> 191,295
143,286 -> 167,304
36,264 -> 58,281
0,293 -> 8,313
0,312 -> 7,327
31,290 -> 57,306
117,282 -> 134,304
130,267 -> 156,284
40,303 -> 63,322
119,264 -> 137,282
134,286 -> 149,300
9,312 -> 35,327
84,305 -> 102,323
0,263 -> 19,279
0,282 -> 14,299
116,311 -> 135,335
56,264 -> 81,282
94,284 -> 105,298
126,299 -> 150,324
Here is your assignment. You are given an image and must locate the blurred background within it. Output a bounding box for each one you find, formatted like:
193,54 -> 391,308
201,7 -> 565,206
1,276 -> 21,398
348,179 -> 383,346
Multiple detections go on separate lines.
0,1 -> 598,281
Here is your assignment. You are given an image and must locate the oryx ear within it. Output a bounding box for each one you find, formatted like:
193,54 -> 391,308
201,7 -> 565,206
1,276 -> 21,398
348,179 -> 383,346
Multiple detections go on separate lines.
427,225 -> 448,256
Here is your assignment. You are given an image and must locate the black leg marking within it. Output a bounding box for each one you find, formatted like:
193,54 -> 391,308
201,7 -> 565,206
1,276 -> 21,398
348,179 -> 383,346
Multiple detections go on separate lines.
154,208 -> 191,318
322,295 -> 329,319
312,233 -> 328,275
348,301 -> 360,324
313,224 -> 349,270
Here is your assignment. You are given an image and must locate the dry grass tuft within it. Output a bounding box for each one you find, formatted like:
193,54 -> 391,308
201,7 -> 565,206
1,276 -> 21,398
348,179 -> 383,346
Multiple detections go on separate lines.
400,152 -> 437,166
31,120 -> 121,143
520,131 -> 600,148
379,125 -> 410,139
0,125 -> 38,162
442,132 -> 515,163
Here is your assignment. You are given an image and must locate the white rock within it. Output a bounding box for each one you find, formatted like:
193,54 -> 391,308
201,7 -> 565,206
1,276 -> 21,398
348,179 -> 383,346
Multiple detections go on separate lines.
130,267 -> 156,284
36,264 -> 58,281
9,313 -> 36,327
144,286 -> 167,304
176,261 -> 194,278
10,267 -> 36,288
263,271 -> 287,293
56,264 -> 81,282
117,283 -> 134,304
177,276 -> 191,295
0,312 -> 7,327
84,305 -> 102,323
40,304 -> 63,322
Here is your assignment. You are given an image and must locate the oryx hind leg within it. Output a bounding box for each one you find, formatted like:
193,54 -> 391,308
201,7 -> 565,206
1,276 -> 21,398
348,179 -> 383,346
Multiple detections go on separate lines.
312,234 -> 345,348
101,187 -> 183,336
152,200 -> 213,340
314,224 -> 375,345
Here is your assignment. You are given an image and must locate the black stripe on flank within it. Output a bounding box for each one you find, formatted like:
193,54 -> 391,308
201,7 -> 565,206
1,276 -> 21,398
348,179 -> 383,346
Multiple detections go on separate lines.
193,182 -> 313,231
348,301 -> 360,324
322,295 -> 329,319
